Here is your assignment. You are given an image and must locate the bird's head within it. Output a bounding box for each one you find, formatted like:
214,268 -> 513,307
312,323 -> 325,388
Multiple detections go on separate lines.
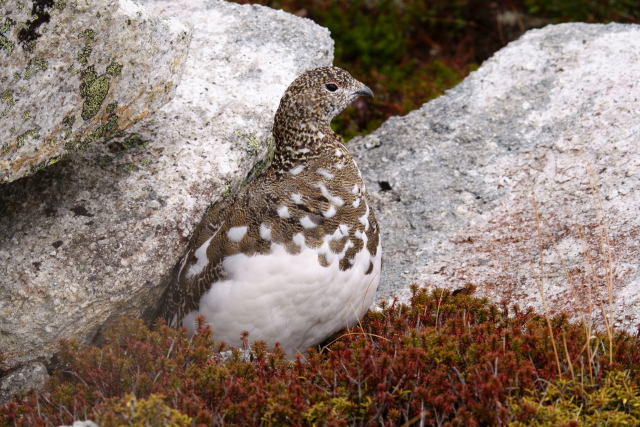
275,66 -> 373,126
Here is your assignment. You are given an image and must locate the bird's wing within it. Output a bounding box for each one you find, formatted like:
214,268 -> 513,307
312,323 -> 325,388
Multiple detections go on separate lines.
158,178 -> 280,327
157,196 -> 236,327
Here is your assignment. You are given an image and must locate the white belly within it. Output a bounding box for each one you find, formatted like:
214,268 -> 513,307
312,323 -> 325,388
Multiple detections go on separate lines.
182,233 -> 381,356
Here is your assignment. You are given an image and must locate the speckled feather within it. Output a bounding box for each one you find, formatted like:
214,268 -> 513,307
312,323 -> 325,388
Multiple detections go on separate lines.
158,66 -> 380,354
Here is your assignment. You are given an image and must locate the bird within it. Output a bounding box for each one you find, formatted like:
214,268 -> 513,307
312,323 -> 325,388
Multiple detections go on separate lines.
158,66 -> 381,356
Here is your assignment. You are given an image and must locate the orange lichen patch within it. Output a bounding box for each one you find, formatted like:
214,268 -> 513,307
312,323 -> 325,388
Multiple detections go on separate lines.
114,81 -> 175,129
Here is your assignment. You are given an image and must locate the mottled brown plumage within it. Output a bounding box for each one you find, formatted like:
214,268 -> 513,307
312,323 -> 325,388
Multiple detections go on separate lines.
158,66 -> 380,354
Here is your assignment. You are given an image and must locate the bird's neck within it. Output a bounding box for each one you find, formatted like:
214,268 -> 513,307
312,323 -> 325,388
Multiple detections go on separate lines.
271,119 -> 340,173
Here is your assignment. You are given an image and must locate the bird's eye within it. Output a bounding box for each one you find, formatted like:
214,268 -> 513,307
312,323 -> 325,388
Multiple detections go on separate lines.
325,83 -> 338,92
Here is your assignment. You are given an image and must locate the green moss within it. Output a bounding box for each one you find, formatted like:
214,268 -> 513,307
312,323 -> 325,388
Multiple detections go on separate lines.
95,113 -> 119,138
65,114 -> 119,152
97,394 -> 192,427
510,371 -> 640,426
80,66 -> 110,121
106,62 -> 123,77
54,0 -> 66,10
303,397 -> 363,424
0,17 -> 14,33
0,33 -> 14,55
31,156 -> 61,174
76,45 -> 92,65
121,133 -> 147,150
234,129 -> 263,156
242,136 -> 274,188
22,110 -> 30,120
221,182 -> 232,198
24,57 -> 48,80
16,128 -> 39,148
78,28 -> 95,41
0,89 -> 14,106
62,115 -> 75,127
24,40 -> 36,52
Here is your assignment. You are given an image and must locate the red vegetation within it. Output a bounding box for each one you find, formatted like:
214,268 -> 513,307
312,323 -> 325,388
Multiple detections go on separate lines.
2,286 -> 640,425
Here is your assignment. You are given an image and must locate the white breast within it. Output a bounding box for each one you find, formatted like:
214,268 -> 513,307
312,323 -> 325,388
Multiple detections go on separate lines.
181,234 -> 382,356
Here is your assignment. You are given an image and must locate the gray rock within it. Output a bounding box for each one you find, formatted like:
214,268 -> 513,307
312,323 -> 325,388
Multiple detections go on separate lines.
0,362 -> 48,404
0,0 -> 332,375
0,0 -> 190,183
352,23 -> 640,332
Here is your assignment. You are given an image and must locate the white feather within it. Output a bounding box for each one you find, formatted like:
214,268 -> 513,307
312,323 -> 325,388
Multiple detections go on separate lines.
277,206 -> 290,218
289,165 -> 305,175
185,234 -> 214,279
259,223 -> 272,241
227,225 -> 248,242
300,215 -> 317,229
182,230 -> 382,356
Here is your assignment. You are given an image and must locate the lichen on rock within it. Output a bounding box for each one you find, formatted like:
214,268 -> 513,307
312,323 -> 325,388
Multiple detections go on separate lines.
0,0 -> 191,183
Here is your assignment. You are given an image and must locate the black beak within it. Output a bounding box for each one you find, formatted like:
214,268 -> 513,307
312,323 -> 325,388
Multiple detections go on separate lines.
354,85 -> 374,98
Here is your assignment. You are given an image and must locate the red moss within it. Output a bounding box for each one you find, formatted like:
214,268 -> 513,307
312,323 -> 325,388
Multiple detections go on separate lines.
2,286 -> 640,426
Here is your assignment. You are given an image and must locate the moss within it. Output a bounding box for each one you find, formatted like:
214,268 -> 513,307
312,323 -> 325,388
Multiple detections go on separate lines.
16,128 -> 39,148
242,136 -> 274,188
509,371 -> 640,425
79,65 -> 110,121
221,182 -> 232,198
97,394 -> 192,427
24,57 -> 48,80
106,62 -> 123,77
22,110 -> 30,120
31,155 -> 61,174
94,113 -> 119,138
121,133 -> 147,150
232,130 -> 276,190
24,39 -> 37,52
54,0 -> 66,9
0,17 -> 15,33
61,115 -> 75,127
0,89 -> 14,106
78,28 -> 95,41
0,33 -> 14,54
65,113 -> 119,152
76,45 -> 92,65
233,129 -> 263,157
67,63 -> 79,76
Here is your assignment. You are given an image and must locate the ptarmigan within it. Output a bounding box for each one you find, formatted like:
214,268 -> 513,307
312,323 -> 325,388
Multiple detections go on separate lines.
159,66 -> 381,356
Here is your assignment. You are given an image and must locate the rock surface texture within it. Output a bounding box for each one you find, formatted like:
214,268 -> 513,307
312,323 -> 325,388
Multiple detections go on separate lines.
0,0 -> 333,393
0,0 -> 190,183
352,23 -> 640,332
0,362 -> 48,404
